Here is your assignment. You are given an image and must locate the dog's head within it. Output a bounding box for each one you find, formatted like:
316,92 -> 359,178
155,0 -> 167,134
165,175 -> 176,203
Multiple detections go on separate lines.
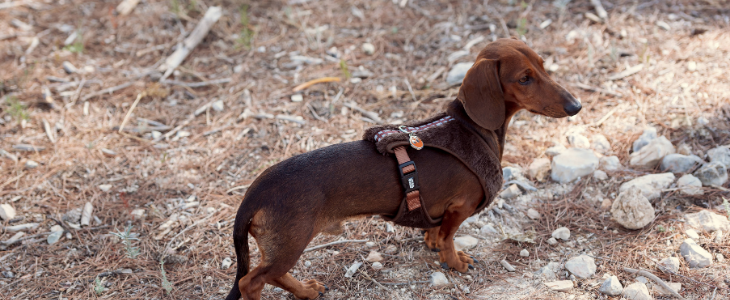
457,38 -> 581,130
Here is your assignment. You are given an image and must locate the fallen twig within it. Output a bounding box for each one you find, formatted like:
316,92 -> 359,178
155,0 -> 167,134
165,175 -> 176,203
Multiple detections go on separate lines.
608,64 -> 644,81
357,269 -> 390,292
343,102 -> 383,124
623,267 -> 686,300
306,103 -> 328,122
590,0 -> 608,19
159,7 -> 223,80
292,77 -> 341,92
161,78 -> 231,88
119,93 -> 144,134
81,82 -> 134,101
303,239 -> 368,252
42,119 -> 56,143
572,83 -> 622,97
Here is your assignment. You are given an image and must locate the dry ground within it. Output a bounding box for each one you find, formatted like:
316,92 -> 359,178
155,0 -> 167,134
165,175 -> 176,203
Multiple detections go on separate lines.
1,0 -> 730,299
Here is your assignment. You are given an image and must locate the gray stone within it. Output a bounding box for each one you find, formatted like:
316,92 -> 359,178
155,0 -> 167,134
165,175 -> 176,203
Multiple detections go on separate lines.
528,158 -> 551,182
707,146 -> 730,167
658,257 -> 680,273
547,237 -> 558,245
599,275 -> 623,296
654,282 -> 681,296
660,154 -> 704,173
565,255 -> 596,278
694,161 -> 728,187
480,224 -> 499,236
446,62 -> 474,86
2,271 -> 13,278
622,282 -> 652,300
551,227 -> 570,241
551,148 -> 599,183
680,238 -> 713,268
499,184 -> 521,199
591,134 -> 611,154
430,272 -> 449,286
0,203 -> 16,220
544,280 -> 573,292
611,187 -> 655,230
594,170 -> 608,181
567,133 -> 590,148
677,174 -> 703,196
47,230 -> 63,245
619,173 -> 675,200
630,136 -> 675,169
684,210 -> 730,233
545,144 -> 567,157
500,259 -> 516,272
502,166 -> 523,181
221,257 -> 233,269
520,249 -> 529,257
600,155 -> 622,171
535,262 -> 560,281
633,127 -> 657,152
527,208 -> 541,220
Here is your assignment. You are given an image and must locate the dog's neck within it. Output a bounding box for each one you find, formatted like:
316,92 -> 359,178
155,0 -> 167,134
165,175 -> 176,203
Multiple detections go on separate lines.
446,100 -> 516,160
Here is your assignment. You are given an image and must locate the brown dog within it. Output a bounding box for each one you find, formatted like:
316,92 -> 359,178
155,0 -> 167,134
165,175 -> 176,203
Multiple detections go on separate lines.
225,38 -> 581,300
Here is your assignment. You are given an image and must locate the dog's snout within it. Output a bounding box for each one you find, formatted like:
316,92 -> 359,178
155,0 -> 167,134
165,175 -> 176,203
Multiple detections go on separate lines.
562,93 -> 582,116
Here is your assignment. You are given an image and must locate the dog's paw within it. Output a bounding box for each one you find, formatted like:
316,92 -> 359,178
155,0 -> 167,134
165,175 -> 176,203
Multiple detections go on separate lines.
457,251 -> 476,265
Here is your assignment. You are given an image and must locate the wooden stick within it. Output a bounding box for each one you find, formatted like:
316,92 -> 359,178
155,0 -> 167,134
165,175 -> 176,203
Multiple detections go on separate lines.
81,82 -> 134,101
152,115 -> 195,143
159,7 -> 223,80
161,78 -> 231,88
292,77 -> 341,92
303,239 -> 368,252
119,93 -> 144,133
42,119 -> 56,143
623,267 -> 686,300
608,64 -> 644,81
590,0 -> 608,19
357,269 -> 390,292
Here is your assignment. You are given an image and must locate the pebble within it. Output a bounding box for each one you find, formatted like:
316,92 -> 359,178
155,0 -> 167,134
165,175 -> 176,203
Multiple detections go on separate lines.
502,166 -> 523,181
565,255 -> 596,279
600,156 -> 622,171
527,208 -> 541,220
654,282 -> 681,296
694,161 -> 728,187
47,231 -> 63,245
499,184 -> 521,199
50,225 -> 63,232
221,257 -> 233,269
599,275 -> 623,296
622,282 -> 652,300
544,280 -> 573,292
618,172 -> 675,200
660,154 -> 704,173
430,272 -> 449,286
454,235 -> 478,251
611,187 -> 655,229
600,198 -> 612,211
629,136 -> 675,169
446,62 -> 474,86
715,230 -> 723,243
386,223 -> 395,233
6,223 -> 39,232
62,61 -> 79,74
81,202 -> 93,226
371,262 -> 383,270
545,144 -> 567,157
365,251 -> 383,262
677,174 -> 703,196
98,184 -> 112,192
687,60 -> 697,71
365,241 -> 376,248
528,158 -> 551,182
658,257 -> 680,273
2,271 -> 14,278
550,148 -> 599,183
151,131 -> 162,139
361,42 -> 375,55
520,249 -> 529,257
717,253 -> 725,263
684,210 -> 730,233
591,134 -> 611,154
707,146 -> 730,167
131,209 -> 146,219
547,237 -> 558,245
593,170 -> 608,181
25,160 -> 39,169
384,244 -> 397,254
535,262 -> 560,281
0,203 -> 17,220
680,238 -> 713,268
685,228 -> 700,240
632,127 -> 657,152
211,99 -> 224,111
290,94 -> 303,102
567,133 -> 590,148
500,259 -> 516,272
304,260 -> 311,267
551,227 -> 570,241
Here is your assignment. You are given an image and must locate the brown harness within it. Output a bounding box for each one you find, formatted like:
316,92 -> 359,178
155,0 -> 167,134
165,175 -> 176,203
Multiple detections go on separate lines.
393,146 -> 421,211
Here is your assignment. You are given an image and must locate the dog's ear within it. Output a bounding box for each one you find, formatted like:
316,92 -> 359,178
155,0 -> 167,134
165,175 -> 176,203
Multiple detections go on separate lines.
457,58 -> 505,130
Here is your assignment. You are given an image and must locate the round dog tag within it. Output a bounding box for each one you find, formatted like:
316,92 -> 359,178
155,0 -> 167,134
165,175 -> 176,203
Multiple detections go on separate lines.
409,135 -> 424,150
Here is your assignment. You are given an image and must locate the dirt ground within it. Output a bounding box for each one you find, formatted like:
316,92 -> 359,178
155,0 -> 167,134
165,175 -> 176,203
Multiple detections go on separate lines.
1,0 -> 730,299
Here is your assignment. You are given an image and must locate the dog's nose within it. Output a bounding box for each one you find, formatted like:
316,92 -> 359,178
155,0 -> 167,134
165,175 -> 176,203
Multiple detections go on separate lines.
563,100 -> 582,116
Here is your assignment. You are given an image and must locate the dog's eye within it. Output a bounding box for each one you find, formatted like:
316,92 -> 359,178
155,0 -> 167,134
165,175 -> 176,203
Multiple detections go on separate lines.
519,76 -> 530,84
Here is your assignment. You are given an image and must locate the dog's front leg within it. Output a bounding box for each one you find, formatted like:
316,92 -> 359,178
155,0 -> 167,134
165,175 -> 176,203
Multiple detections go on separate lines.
435,206 -> 476,273
423,227 -> 441,251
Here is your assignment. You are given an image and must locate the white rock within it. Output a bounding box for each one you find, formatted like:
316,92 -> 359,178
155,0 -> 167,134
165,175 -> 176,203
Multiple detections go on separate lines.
591,134 -> 611,154
344,261 -> 363,278
365,241 -> 376,248
0,204 -> 17,220
680,238 -> 713,268
499,184 -> 521,199
430,272 -> 449,286
290,94 -> 303,102
685,228 -> 700,240
684,210 -> 730,233
567,133 -> 590,148
211,100 -> 224,111
371,262 -> 383,270
599,275 -> 623,296
50,225 -> 63,232
550,148 -> 599,183
565,255 -> 596,279
6,223 -> 39,232
81,202 -> 93,226
619,172 -> 675,200
25,160 -> 39,169
500,259 -> 515,272
707,146 -> 730,167
633,127 -> 657,152
630,136 -> 675,169
717,253 -> 725,263
547,237 -> 558,245
544,280 -> 573,292
535,262 -> 560,281
622,282 -> 652,300
527,208 -> 541,220
98,184 -> 112,192
386,223 -> 395,233
446,62 -> 474,86
551,227 -> 570,241
611,187 -> 655,229
528,158 -> 551,182
600,156 -> 622,171
658,257 -> 680,273
545,144 -> 567,157
694,161 -> 728,187
677,174 -> 703,196
593,170 -> 608,181
454,235 -> 478,251
304,260 -> 311,267
365,251 -> 383,262
221,257 -> 233,269
361,42 -> 375,55
520,249 -> 529,257
131,209 -> 146,219
47,231 -> 63,245
660,154 -> 704,173
653,282 -> 681,296
151,130 -> 162,139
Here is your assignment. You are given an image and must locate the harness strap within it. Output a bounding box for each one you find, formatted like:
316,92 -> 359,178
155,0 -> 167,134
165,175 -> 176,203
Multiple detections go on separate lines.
393,146 -> 421,211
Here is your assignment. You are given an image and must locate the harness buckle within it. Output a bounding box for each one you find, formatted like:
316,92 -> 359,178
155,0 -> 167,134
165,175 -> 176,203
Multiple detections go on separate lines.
398,161 -> 420,194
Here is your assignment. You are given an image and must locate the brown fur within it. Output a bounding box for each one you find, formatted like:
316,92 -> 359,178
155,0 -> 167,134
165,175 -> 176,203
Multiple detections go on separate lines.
226,38 -> 581,300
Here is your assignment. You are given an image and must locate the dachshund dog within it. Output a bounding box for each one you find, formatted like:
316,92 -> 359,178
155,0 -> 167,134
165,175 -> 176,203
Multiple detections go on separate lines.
226,38 -> 581,300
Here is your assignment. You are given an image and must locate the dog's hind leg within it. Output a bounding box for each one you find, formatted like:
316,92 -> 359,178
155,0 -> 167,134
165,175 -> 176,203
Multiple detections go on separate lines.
424,226 -> 441,251
435,204 -> 477,273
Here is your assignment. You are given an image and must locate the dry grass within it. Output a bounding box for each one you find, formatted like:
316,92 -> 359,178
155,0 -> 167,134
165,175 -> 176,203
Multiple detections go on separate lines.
1,0 -> 730,299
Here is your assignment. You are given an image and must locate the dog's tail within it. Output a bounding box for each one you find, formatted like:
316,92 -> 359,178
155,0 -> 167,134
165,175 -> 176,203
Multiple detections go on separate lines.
225,199 -> 258,300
